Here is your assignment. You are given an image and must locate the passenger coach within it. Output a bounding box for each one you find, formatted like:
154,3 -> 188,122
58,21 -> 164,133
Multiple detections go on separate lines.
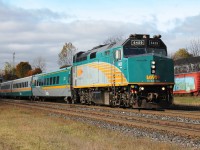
32,67 -> 72,101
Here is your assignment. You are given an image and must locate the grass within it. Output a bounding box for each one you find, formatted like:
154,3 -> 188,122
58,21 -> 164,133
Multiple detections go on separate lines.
174,96 -> 200,106
0,104 -> 189,150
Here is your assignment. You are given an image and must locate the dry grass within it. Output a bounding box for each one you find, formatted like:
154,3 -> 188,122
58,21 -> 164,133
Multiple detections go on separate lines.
0,103 -> 188,150
174,96 -> 200,106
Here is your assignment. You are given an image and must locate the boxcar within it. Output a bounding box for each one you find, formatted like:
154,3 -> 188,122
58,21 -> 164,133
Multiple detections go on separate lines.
32,67 -> 71,100
174,72 -> 200,96
12,76 -> 33,99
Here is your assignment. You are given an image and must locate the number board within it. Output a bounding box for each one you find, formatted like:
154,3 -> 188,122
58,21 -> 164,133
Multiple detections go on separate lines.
149,40 -> 160,46
131,40 -> 145,46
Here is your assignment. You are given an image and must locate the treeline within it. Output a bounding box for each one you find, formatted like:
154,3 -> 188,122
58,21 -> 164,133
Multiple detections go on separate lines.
0,57 -> 46,81
2,62 -> 42,81
170,38 -> 200,60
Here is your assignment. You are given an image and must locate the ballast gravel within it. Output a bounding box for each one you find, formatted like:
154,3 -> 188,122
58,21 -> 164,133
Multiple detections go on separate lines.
48,112 -> 200,149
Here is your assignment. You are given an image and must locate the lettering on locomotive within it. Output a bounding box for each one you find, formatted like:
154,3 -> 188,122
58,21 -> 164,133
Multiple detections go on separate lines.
149,40 -> 160,46
131,40 -> 145,46
146,75 -> 160,80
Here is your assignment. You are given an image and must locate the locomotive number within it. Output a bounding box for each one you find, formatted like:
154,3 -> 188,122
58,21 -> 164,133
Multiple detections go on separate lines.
146,75 -> 160,80
149,40 -> 160,46
131,40 -> 145,46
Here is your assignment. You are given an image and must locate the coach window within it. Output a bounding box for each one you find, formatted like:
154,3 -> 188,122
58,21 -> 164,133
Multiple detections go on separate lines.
46,78 -> 49,85
56,76 -> 59,84
53,77 -> 56,84
44,78 -> 46,85
50,77 -> 52,85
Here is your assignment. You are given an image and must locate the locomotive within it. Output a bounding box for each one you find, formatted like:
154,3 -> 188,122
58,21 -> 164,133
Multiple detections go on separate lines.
71,34 -> 174,108
0,34 -> 174,108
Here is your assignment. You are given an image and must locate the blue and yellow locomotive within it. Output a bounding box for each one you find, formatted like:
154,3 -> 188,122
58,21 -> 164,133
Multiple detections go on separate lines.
71,34 -> 174,108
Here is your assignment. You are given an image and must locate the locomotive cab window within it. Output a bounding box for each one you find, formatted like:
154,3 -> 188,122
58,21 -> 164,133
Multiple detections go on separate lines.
146,48 -> 167,56
115,50 -> 122,60
90,52 -> 96,59
124,48 -> 146,57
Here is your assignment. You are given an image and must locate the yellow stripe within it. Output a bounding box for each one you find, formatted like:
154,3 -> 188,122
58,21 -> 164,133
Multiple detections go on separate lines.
0,89 -> 11,93
129,82 -> 174,85
86,62 -> 128,84
74,83 -> 128,88
42,85 -> 70,90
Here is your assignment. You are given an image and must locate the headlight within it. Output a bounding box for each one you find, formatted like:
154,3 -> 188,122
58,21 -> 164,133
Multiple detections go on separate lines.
151,65 -> 155,69
151,61 -> 156,74
151,70 -> 156,74
162,87 -> 165,90
140,87 -> 144,90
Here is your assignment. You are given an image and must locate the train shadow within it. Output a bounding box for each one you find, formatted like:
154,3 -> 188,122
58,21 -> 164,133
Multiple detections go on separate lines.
168,104 -> 200,111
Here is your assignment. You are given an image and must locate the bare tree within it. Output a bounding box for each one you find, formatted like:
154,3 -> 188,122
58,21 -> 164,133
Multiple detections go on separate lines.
58,42 -> 77,67
32,56 -> 46,72
3,62 -> 16,80
102,34 -> 124,45
187,37 -> 200,56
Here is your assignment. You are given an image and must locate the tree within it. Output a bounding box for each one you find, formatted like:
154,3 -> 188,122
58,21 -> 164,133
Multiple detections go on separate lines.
32,56 -> 46,72
187,38 -> 200,56
16,62 -> 32,78
172,48 -> 193,60
3,62 -> 16,80
26,68 -> 42,76
58,42 -> 77,67
102,34 -> 124,45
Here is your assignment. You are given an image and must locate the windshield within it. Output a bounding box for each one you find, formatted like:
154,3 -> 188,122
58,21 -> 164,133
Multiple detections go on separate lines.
124,48 -> 146,57
123,47 -> 167,57
147,48 -> 167,56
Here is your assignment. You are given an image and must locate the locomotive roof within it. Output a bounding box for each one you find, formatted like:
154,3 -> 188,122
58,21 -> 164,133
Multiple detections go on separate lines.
86,40 -> 125,54
74,39 -> 126,59
74,34 -> 164,60
174,56 -> 200,66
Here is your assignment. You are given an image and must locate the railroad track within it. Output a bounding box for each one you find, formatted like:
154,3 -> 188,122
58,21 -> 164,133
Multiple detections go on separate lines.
1,99 -> 200,148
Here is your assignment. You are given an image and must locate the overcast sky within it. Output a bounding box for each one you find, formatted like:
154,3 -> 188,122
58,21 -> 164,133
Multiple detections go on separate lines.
1,0 -> 200,72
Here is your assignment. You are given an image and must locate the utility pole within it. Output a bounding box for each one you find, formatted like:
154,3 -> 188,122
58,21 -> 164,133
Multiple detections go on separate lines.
12,52 -> 15,78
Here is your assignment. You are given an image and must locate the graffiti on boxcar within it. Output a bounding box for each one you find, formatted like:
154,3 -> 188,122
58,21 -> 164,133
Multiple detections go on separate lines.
174,63 -> 200,74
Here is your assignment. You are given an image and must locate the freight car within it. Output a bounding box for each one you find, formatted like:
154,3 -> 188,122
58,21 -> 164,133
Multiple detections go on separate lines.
0,34 -> 174,108
174,56 -> 200,96
174,72 -> 200,96
71,34 -> 174,108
